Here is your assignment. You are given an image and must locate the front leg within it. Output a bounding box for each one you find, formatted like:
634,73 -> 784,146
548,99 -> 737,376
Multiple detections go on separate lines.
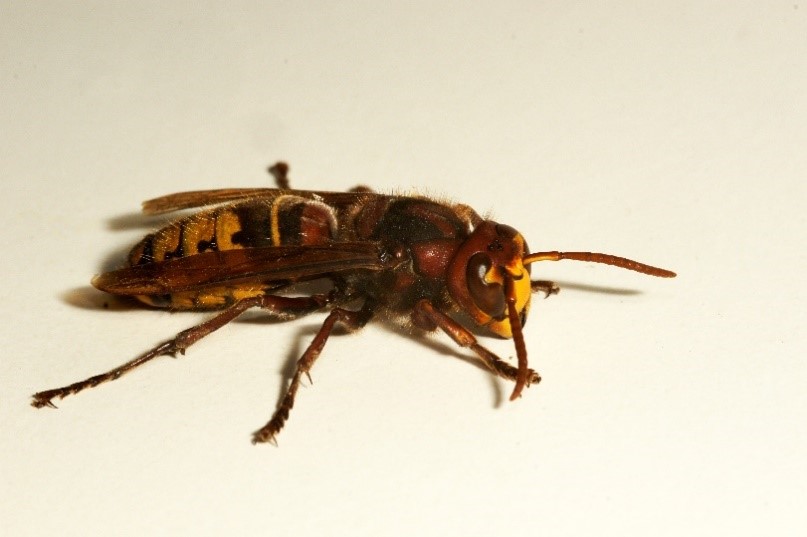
531,280 -> 560,298
412,299 -> 541,387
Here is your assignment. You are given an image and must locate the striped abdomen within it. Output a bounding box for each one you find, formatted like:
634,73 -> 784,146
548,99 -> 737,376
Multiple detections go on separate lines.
129,196 -> 338,309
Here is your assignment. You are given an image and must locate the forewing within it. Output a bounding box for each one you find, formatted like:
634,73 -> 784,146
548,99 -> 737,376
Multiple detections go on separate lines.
93,242 -> 388,295
142,188 -> 388,215
142,188 -> 279,214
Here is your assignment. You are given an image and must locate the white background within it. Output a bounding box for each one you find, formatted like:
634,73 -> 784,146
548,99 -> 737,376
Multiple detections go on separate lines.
2,2 -> 805,536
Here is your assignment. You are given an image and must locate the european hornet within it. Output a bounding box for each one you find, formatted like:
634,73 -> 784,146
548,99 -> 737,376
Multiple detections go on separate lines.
32,163 -> 675,444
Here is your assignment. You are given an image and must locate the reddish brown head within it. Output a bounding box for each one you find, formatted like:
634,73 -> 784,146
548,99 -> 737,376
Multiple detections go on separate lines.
446,221 -> 534,400
447,221 -> 532,339
447,220 -> 676,401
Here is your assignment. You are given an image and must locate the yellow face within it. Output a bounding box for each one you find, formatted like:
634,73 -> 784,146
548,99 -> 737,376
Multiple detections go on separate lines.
485,258 -> 532,338
447,221 -> 532,339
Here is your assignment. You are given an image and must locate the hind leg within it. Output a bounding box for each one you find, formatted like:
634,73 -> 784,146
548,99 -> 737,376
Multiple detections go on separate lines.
32,293 -> 331,408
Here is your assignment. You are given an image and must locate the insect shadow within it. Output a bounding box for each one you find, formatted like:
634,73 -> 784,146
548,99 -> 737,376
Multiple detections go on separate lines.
60,277 -> 646,410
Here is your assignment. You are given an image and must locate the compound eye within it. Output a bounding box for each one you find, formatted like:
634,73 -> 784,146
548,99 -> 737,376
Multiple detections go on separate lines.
466,253 -> 506,320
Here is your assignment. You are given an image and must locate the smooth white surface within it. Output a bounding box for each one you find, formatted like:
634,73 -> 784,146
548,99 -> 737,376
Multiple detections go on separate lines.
2,2 -> 805,536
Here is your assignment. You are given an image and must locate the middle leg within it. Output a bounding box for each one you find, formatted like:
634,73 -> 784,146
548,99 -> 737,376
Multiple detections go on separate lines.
252,300 -> 376,444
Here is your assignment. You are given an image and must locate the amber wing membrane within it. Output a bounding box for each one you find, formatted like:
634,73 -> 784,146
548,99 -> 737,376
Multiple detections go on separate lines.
142,188 -> 385,215
93,242 -> 388,295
